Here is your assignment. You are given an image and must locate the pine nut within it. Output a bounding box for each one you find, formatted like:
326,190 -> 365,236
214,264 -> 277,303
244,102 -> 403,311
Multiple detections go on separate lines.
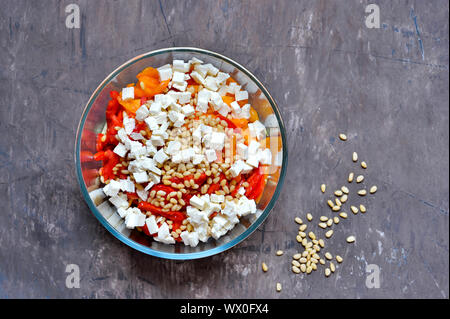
330,262 -> 336,272
299,224 -> 307,231
326,219 -> 333,227
276,283 -> 282,292
335,198 -> 342,207
306,266 -> 312,274
293,253 -> 301,260
332,206 -> 340,212
292,260 -> 300,267
325,252 -> 333,260
276,250 -> 284,256
336,255 -> 343,263
325,268 -> 331,277
357,189 -> 367,196
320,216 -> 329,222
352,152 -> 358,162
319,223 -> 327,229
370,185 -> 378,194
360,204 -> 367,213
308,232 -> 316,240
361,161 -> 367,169
334,190 -> 343,197
351,206 -> 359,214
325,230 -> 334,238
300,264 -> 307,273
341,194 -> 348,203
333,216 -> 340,224
339,212 -> 348,219
318,239 -> 325,247
356,175 -> 364,183
299,231 -> 306,238
262,262 -> 268,272
327,200 -> 334,208
292,266 -> 301,274
295,217 -> 303,224
321,184 -> 326,193
296,235 -> 302,243
341,186 -> 349,194
339,134 -> 347,141
346,236 -> 356,243
306,213 -> 313,221
348,172 -> 354,183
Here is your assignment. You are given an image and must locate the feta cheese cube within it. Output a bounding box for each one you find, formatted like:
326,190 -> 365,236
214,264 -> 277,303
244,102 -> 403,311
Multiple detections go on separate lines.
210,132 -> 226,150
119,178 -> 135,193
205,149 -> 217,162
190,196 -> 206,210
190,71 -> 206,85
236,143 -> 248,160
145,216 -> 159,234
229,160 -> 245,177
150,135 -> 165,147
172,81 -> 188,92
192,154 -> 204,165
123,117 -> 135,135
210,194 -> 224,203
133,171 -> 148,184
204,63 -> 219,76
109,193 -> 129,209
145,117 -> 159,131
113,143 -> 128,157
149,102 -> 162,115
154,149 -> 169,164
248,120 -> 266,140
172,71 -> 185,84
235,90 -> 248,101
166,140 -> 181,155
178,92 -> 191,104
205,76 -> 218,91
181,104 -> 195,117
246,152 -> 260,168
157,66 -> 172,81
103,180 -> 121,197
258,148 -> 272,165
136,188 -> 148,201
121,87 -> 134,100
173,59 -> 190,73
215,72 -> 230,85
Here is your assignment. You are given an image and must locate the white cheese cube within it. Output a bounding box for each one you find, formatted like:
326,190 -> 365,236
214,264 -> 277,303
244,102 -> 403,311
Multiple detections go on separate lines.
119,178 -> 135,193
248,120 -> 266,140
204,63 -> 219,76
205,76 -> 219,91
166,140 -> 181,155
215,72 -> 230,85
113,143 -> 128,157
145,216 -> 159,235
190,71 -> 206,85
154,149 -> 169,164
109,193 -> 129,209
190,196 -> 206,210
236,143 -> 248,160
178,92 -> 191,104
121,87 -> 134,100
133,171 -> 148,184
181,104 -> 195,117
157,66 -> 172,81
205,149 -> 217,162
210,194 -> 224,203
258,148 -> 272,165
192,154 -> 204,165
149,102 -> 162,115
135,105 -> 149,121
136,188 -> 148,201
235,90 -> 248,101
123,117 -> 135,135
229,160 -> 245,177
103,180 -> 121,197
210,132 -> 226,150
145,117 -> 159,131
150,135 -> 165,147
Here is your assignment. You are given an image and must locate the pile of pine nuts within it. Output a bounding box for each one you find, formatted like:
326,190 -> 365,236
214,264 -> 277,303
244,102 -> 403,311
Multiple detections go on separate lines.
265,133 -> 379,290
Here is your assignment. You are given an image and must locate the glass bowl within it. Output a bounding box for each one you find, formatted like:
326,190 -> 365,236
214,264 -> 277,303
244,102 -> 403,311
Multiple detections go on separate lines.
75,47 -> 288,259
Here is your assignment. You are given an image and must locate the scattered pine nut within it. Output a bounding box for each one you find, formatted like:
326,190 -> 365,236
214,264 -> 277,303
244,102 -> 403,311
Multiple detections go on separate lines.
351,206 -> 359,214
292,266 -> 301,274
325,230 -> 334,238
327,200 -> 334,208
370,185 -> 378,194
321,184 -> 326,193
306,213 -> 313,221
325,252 -> 333,260
320,259 -> 326,265
318,239 -> 325,248
276,250 -> 284,256
336,255 -> 343,263
308,232 -> 316,240
339,212 -> 348,219
300,264 -> 307,273
356,175 -> 364,183
325,268 -> 331,277
357,189 -> 367,196
292,260 -> 300,267
348,172 -> 354,183
361,161 -> 367,169
330,262 -> 336,273
332,206 -> 341,212
333,216 -> 340,224
276,283 -> 282,292
340,194 -> 348,203
360,204 -> 367,213
319,223 -> 327,229
341,186 -> 349,194
339,134 -> 347,141
352,152 -> 358,162
262,262 -> 268,272
299,224 -> 307,231
346,236 -> 356,243
306,266 -> 312,274
320,216 -> 329,222
335,198 -> 342,206
326,219 -> 333,227
334,190 -> 343,197
293,253 -> 301,260
295,217 -> 303,224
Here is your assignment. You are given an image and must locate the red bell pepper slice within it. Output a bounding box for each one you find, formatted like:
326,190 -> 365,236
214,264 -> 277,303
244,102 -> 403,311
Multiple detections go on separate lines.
245,166 -> 264,197
214,112 -> 237,128
99,149 -> 120,181
247,174 -> 265,200
207,183 -> 221,195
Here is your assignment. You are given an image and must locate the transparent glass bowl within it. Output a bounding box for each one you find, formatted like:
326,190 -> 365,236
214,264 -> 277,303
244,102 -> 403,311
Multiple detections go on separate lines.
75,47 -> 288,259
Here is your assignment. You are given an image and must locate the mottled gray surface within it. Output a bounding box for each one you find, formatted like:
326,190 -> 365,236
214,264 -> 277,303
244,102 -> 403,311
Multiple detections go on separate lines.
0,0 -> 448,299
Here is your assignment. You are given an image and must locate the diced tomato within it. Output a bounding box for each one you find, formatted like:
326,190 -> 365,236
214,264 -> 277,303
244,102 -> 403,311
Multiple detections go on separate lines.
138,202 -> 185,222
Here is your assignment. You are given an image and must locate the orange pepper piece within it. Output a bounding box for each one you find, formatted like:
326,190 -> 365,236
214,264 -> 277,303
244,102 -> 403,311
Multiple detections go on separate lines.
138,67 -> 160,79
249,107 -> 259,122
222,95 -> 234,106
231,118 -> 248,128
117,95 -> 141,114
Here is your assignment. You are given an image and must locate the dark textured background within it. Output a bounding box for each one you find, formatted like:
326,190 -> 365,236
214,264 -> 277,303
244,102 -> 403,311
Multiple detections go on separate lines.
0,0 -> 448,298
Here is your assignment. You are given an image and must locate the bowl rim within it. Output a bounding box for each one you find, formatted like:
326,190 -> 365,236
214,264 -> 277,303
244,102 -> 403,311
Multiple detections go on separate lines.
75,47 -> 288,260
